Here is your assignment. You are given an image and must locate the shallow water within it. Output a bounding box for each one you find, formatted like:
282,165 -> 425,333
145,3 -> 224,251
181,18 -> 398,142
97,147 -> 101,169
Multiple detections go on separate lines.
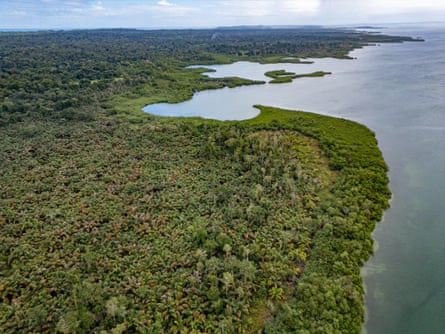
144,23 -> 445,333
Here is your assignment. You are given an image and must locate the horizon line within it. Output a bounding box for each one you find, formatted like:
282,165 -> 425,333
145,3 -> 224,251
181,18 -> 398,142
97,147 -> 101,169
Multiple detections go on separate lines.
1,20 -> 444,33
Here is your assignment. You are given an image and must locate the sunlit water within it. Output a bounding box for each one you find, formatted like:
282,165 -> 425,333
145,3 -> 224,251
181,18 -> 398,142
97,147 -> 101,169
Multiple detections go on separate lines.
144,23 -> 445,333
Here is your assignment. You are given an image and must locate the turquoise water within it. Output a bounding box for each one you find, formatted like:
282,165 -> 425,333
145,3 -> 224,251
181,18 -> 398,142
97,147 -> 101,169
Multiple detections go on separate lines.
144,23 -> 445,333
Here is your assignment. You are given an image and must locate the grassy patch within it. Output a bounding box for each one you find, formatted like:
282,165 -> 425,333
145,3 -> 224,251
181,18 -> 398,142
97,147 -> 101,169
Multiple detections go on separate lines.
265,69 -> 332,84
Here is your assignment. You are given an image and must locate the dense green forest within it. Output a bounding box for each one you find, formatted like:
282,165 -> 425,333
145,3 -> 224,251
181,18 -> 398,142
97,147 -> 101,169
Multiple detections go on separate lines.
0,28 -> 413,333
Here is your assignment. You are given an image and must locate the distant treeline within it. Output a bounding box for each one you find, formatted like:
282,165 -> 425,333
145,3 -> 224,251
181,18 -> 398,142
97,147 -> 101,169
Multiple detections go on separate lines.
0,28 -> 417,125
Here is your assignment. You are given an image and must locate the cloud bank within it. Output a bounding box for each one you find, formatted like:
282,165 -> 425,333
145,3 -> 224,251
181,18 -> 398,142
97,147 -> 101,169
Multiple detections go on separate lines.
1,0 -> 444,29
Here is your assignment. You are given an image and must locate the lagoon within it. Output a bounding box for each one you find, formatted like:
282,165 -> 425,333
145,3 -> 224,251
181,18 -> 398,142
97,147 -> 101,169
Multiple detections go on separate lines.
144,23 -> 445,333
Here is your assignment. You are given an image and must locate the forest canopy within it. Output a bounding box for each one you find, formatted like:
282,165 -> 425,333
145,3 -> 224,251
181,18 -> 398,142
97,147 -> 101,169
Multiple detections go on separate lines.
0,27 -> 409,333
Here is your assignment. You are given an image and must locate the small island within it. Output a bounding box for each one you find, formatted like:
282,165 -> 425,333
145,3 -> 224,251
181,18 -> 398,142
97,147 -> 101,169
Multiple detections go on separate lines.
265,69 -> 332,83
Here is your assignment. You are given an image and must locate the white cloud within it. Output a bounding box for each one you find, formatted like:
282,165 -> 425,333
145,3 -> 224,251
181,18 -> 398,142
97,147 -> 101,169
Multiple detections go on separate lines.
81,1 -> 198,20
10,10 -> 28,16
1,0 -> 444,29
91,1 -> 106,12
366,0 -> 445,14
315,0 -> 445,24
154,2 -> 197,16
245,1 -> 272,16
218,0 -> 321,18
216,0 -> 270,17
157,0 -> 175,6
49,1 -> 194,18
282,0 -> 320,14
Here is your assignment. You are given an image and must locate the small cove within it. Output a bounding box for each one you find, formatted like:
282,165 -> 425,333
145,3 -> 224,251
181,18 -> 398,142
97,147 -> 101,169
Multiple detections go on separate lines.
143,24 -> 445,333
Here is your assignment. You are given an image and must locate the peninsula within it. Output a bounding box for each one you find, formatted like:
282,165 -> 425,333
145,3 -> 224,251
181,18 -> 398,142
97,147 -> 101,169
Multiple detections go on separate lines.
0,27 -> 417,333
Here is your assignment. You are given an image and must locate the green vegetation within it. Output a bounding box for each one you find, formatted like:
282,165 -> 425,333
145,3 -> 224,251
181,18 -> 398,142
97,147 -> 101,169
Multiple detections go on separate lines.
265,70 -> 297,83
257,56 -> 313,64
0,107 -> 390,333
0,27 -> 404,333
292,71 -> 331,79
265,70 -> 331,84
0,28 -> 417,125
249,107 -> 390,333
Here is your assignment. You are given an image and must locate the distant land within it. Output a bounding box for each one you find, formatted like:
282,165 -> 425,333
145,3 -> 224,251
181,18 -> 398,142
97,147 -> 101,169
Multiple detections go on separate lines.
0,24 -> 389,33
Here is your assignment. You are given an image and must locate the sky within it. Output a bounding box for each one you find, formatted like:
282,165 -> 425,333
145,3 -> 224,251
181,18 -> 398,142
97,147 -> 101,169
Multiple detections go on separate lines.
1,0 -> 444,29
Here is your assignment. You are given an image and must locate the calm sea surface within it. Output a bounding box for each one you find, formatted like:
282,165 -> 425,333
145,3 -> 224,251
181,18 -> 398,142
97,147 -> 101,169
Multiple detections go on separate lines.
144,23 -> 445,333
